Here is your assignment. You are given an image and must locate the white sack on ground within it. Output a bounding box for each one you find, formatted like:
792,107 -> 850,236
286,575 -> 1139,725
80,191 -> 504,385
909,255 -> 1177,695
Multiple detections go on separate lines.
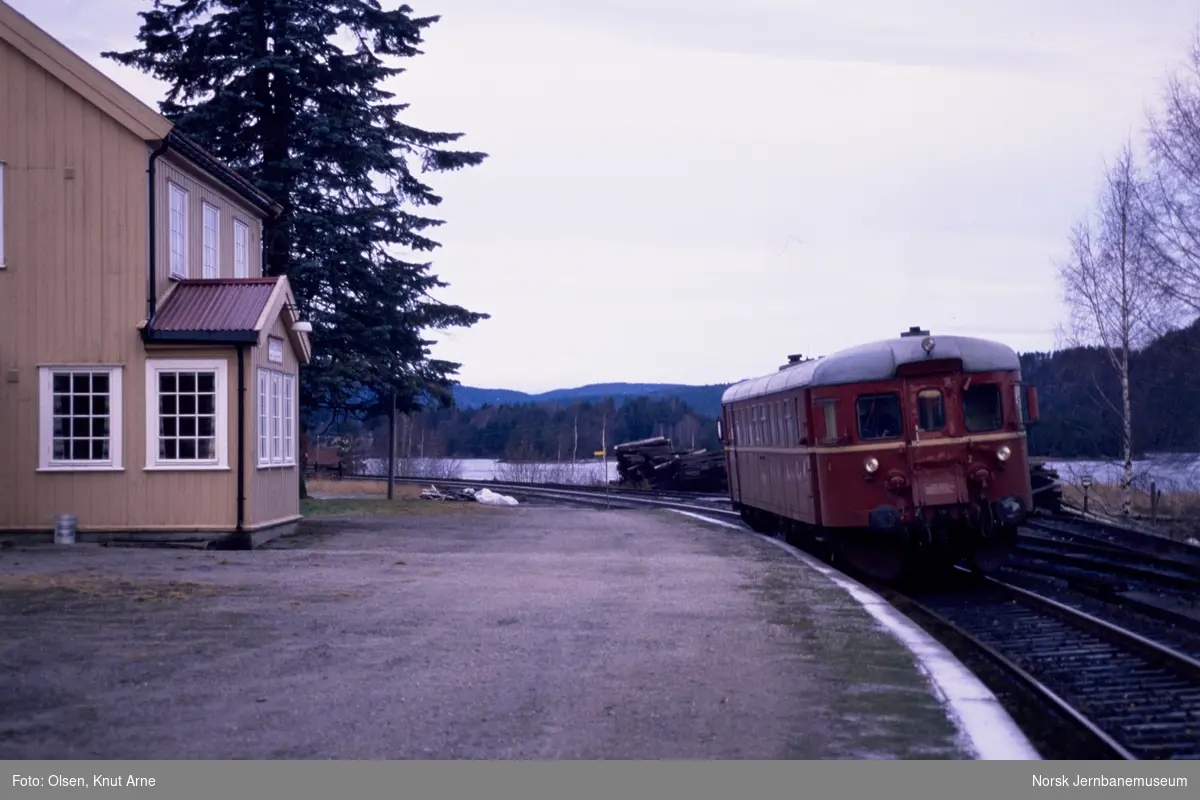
475,488 -> 519,506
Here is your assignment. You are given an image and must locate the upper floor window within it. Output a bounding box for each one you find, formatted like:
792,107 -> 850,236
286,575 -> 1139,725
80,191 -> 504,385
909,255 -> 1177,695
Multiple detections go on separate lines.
917,389 -> 946,432
168,182 -> 188,278
964,383 -> 1003,432
234,219 -> 249,278
856,393 -> 902,440
202,202 -> 219,278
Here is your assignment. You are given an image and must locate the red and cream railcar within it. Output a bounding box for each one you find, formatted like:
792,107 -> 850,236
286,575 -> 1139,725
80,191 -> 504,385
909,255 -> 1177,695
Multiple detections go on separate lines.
719,327 -> 1039,581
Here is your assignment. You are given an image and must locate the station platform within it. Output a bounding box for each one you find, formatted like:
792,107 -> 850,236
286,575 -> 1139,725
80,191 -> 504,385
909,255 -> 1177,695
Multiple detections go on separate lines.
0,504 -> 1039,759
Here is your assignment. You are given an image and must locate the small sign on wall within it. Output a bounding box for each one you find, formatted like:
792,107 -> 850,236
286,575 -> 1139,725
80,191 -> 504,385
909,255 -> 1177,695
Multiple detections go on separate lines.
268,336 -> 284,364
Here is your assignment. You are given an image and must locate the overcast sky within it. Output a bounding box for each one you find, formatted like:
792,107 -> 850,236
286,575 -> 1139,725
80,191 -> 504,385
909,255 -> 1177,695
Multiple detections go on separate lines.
12,0 -> 1200,392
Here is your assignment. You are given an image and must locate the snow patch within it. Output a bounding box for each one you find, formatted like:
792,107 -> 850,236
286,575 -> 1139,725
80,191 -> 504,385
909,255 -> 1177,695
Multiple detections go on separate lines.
475,488 -> 519,506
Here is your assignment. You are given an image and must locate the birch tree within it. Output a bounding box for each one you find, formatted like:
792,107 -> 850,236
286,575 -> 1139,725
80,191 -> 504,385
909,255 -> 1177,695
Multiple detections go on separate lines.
1145,30 -> 1200,319
1058,143 -> 1161,515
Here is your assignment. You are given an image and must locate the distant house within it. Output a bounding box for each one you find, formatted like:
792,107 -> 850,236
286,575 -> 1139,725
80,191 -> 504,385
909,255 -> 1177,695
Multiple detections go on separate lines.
0,1 -> 313,543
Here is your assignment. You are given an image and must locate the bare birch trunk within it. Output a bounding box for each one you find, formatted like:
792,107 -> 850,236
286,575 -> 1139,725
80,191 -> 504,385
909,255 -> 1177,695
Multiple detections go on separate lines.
1120,346 -> 1133,515
572,411 -> 578,463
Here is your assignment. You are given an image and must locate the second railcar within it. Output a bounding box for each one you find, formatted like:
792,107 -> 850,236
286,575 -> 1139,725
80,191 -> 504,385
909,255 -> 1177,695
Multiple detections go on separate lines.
719,327 -> 1038,581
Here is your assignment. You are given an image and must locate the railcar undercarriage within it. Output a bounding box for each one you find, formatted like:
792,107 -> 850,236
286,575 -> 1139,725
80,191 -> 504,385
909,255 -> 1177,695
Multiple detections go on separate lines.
737,496 -> 1023,583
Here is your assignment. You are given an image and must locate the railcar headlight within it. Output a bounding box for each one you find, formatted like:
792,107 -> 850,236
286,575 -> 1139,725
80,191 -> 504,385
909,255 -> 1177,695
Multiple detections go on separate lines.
864,456 -> 880,474
996,445 -> 1011,462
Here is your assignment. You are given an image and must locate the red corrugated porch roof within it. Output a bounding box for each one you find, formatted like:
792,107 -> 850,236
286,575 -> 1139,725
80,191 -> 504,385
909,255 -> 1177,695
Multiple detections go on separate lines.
152,278 -> 279,333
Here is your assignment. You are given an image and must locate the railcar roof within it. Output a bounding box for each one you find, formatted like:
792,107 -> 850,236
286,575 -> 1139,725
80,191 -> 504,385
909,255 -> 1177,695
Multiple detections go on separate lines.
721,334 -> 1021,404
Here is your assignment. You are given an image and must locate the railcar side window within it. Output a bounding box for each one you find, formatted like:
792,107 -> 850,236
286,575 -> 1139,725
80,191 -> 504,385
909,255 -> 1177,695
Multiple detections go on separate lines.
818,401 -> 837,443
783,402 -> 794,445
917,389 -> 945,432
856,393 -> 902,440
963,383 -> 1003,432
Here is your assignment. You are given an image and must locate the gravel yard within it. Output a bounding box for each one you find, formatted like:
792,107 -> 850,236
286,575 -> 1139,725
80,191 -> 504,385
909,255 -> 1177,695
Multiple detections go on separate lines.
0,505 -> 971,759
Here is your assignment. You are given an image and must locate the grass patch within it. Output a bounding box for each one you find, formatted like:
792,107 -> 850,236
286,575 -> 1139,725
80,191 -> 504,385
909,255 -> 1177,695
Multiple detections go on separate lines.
0,573 -> 228,603
1060,482 -> 1200,519
307,478 -> 414,497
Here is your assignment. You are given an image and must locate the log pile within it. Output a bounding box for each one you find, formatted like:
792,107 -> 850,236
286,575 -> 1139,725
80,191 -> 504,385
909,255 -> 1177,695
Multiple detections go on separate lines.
1029,461 -> 1064,514
612,436 -> 728,492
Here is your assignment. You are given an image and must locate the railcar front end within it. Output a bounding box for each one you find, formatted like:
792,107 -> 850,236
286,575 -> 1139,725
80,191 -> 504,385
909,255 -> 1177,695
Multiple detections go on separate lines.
815,365 -> 1036,581
721,328 -> 1039,583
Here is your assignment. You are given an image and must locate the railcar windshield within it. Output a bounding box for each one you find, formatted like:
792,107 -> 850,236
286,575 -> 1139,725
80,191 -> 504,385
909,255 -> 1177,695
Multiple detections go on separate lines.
963,383 -> 1003,432
856,393 -> 902,440
917,389 -> 945,431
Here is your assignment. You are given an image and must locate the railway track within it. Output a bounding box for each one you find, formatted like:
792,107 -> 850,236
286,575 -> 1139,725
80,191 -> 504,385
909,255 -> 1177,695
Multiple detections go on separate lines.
342,474 -> 740,518
902,572 -> 1200,760
1011,531 -> 1200,593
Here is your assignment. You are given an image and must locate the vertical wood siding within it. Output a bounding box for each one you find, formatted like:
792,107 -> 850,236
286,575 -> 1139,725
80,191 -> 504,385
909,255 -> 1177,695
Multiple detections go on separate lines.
0,39 -> 268,532
155,155 -> 263,290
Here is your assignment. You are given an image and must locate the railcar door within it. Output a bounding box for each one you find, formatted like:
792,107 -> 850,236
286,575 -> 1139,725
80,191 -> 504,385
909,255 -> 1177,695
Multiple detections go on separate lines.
723,405 -> 740,502
902,378 -> 969,508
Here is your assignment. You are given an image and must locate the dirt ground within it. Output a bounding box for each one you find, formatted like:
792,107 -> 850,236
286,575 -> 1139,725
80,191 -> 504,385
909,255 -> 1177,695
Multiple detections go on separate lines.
0,506 -> 969,759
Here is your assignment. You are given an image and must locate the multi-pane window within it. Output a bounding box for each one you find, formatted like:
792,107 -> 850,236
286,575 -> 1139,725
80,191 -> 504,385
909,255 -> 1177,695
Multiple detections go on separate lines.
146,359 -> 227,469
284,372 -> 294,462
169,182 -> 188,278
234,219 -> 249,278
257,369 -> 269,462
257,367 -> 296,467
202,202 -> 219,278
38,367 -> 123,470
158,370 -> 217,460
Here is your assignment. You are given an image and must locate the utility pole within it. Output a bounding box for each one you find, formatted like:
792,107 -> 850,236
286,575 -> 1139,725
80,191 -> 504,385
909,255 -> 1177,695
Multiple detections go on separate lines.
387,389 -> 397,500
603,407 -> 610,509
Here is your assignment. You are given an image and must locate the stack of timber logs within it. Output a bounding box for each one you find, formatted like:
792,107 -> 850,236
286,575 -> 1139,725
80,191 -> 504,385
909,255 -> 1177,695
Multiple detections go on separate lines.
1029,461 -> 1064,514
613,436 -> 728,492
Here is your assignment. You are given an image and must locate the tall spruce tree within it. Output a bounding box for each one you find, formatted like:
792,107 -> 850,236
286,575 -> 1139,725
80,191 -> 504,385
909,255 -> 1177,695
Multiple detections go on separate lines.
104,0 -> 489,430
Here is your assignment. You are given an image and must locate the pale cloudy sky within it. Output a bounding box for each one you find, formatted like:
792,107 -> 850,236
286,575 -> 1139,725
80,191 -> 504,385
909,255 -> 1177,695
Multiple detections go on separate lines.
11,0 -> 1200,392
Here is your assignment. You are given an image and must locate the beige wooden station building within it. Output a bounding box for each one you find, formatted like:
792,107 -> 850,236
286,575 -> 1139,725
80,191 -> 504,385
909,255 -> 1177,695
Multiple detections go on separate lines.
0,1 -> 313,543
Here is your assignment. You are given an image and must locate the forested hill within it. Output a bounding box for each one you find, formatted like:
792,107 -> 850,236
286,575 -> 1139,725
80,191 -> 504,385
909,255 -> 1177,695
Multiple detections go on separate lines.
1020,318 -> 1200,457
451,382 -> 731,419
352,321 -> 1200,462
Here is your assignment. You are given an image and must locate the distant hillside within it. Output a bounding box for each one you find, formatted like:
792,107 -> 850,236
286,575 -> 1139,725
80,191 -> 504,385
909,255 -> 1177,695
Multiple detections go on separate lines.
446,318 -> 1200,460
452,382 -> 732,419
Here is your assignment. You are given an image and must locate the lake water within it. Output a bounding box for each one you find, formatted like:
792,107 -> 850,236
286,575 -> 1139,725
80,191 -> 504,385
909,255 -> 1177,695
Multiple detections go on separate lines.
361,453 -> 1200,493
360,457 -> 621,485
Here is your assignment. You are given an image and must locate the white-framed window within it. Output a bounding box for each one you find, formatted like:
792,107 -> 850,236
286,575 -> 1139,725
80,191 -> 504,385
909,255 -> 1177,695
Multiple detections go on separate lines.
234,219 -> 249,278
145,358 -> 228,470
168,181 -> 188,278
202,202 -> 219,278
0,160 -> 6,269
37,366 -> 123,471
257,369 -> 269,463
257,367 -> 296,467
284,371 -> 294,463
